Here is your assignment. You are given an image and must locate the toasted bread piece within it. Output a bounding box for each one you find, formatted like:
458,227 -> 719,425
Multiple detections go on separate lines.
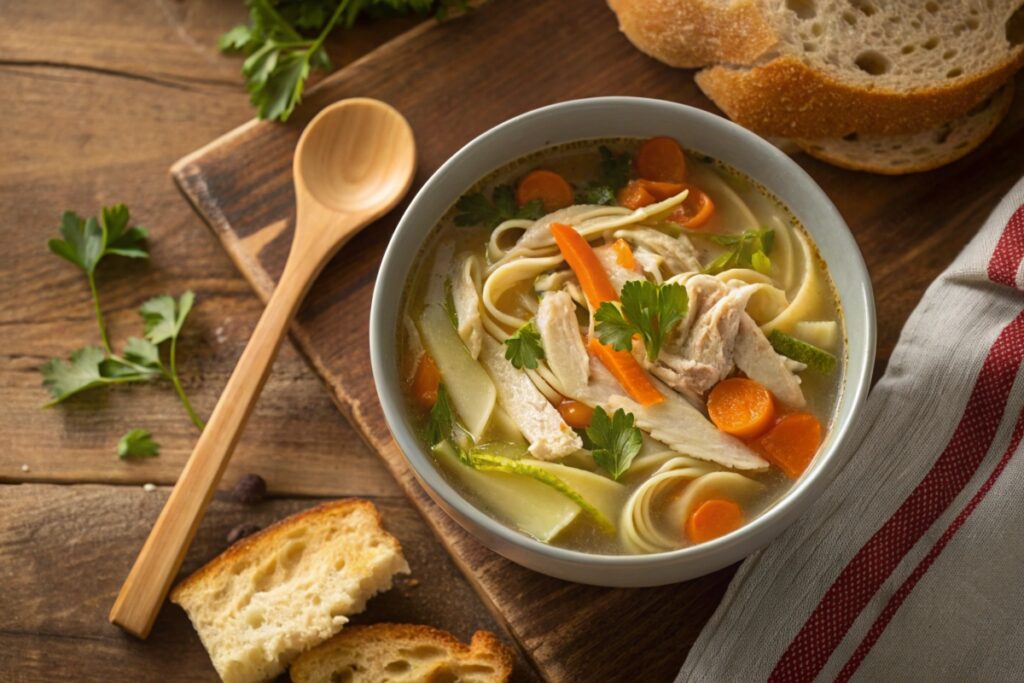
796,82 -> 1014,174
290,623 -> 514,683
611,0 -> 1024,137
170,500 -> 409,683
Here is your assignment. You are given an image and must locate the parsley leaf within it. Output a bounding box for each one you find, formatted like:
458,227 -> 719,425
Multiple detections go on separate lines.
141,291 -> 195,345
40,347 -> 161,406
454,185 -> 546,229
48,205 -> 148,275
702,228 -> 775,276
220,0 -> 467,121
442,277 -> 458,329
595,280 -> 688,361
586,406 -> 643,480
504,320 -> 545,370
118,429 -> 160,459
425,383 -> 456,447
576,145 -> 632,205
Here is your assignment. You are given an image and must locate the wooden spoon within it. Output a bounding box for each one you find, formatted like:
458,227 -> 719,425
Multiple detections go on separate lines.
110,98 -> 416,638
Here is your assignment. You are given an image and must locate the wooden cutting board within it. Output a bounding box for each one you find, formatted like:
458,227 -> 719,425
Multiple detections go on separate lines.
170,1 -> 1024,679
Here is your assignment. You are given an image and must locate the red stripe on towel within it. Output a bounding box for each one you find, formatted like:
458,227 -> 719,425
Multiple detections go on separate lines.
768,211 -> 1024,682
988,204 -> 1024,288
836,402 -> 1024,681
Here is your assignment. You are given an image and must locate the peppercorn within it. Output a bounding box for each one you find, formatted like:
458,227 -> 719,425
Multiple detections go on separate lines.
231,473 -> 267,505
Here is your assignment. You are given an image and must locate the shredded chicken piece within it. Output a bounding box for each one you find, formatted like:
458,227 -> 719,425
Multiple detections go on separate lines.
734,316 -> 806,407
612,228 -> 701,273
535,291 -> 589,398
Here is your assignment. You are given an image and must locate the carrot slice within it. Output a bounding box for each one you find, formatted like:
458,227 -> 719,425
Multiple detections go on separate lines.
755,412 -> 822,479
411,354 -> 441,409
638,179 -> 686,200
550,222 -> 619,307
686,499 -> 744,544
558,399 -> 594,429
617,180 -> 657,210
636,136 -> 686,183
612,238 -> 637,270
587,338 -> 663,406
516,170 -> 574,212
667,186 -> 715,229
707,377 -> 775,439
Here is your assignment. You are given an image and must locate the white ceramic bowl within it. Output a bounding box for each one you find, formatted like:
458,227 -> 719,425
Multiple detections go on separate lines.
370,97 -> 875,587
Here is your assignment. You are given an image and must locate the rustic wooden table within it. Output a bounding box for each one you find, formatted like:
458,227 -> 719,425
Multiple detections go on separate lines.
1,3 -> 539,681
4,2 -> 1023,682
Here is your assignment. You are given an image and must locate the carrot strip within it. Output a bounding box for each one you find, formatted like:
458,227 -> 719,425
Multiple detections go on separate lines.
611,238 -> 637,270
587,338 -> 663,406
550,222 -> 619,307
686,499 -> 743,543
754,412 -> 822,479
557,399 -> 594,429
516,170 -> 574,212
411,354 -> 441,409
637,179 -> 686,200
636,136 -> 686,183
667,186 -> 715,229
617,180 -> 657,210
707,377 -> 775,439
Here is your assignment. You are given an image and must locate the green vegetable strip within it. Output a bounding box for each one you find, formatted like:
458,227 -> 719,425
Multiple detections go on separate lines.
469,451 -> 616,534
767,329 -> 837,374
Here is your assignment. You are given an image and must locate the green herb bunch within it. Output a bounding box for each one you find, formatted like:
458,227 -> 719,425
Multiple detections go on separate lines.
41,204 -> 204,458
220,0 -> 468,121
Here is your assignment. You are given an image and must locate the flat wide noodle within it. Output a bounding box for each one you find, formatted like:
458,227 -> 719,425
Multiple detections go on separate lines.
620,456 -> 717,553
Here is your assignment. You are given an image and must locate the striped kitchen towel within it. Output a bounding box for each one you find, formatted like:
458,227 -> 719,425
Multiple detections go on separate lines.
678,175 -> 1024,683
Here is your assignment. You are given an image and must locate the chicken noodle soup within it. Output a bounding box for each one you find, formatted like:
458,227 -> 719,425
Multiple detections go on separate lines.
400,137 -> 844,555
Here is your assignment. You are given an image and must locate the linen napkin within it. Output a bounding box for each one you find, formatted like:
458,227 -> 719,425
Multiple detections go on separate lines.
678,176 -> 1024,683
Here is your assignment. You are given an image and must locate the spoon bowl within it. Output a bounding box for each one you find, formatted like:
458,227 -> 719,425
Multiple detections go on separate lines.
110,98 -> 416,639
295,98 -> 416,221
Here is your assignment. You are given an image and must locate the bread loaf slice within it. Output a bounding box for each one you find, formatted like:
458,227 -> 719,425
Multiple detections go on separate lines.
612,0 -> 1024,137
289,623 -> 514,683
170,500 -> 410,683
796,82 -> 1014,173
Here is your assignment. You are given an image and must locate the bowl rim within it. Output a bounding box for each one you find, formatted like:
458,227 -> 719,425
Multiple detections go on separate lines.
370,96 -> 876,569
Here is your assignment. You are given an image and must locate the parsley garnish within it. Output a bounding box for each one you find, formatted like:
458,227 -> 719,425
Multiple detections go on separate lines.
595,280 -> 688,361
702,228 -> 775,276
118,429 -> 160,459
576,146 -> 632,205
586,406 -> 643,480
41,205 -> 206,456
442,277 -> 458,329
454,185 -> 546,230
503,320 -> 545,370
220,0 -> 468,121
425,383 -> 456,448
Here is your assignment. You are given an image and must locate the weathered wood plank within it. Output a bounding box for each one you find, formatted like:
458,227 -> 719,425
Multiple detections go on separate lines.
170,0 -> 1024,680
0,483 -> 539,682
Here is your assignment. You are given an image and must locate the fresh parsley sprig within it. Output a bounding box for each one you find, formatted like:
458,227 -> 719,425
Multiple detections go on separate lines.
41,205 -> 207,456
503,320 -> 545,370
595,280 -> 688,362
454,185 -> 546,230
220,0 -> 468,121
702,228 -> 775,276
586,406 -> 642,480
576,145 -> 632,205
118,429 -> 161,459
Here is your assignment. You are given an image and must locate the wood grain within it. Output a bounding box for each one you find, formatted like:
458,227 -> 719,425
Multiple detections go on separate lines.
0,484 -> 537,682
1,2 -> 525,680
170,0 -> 1024,680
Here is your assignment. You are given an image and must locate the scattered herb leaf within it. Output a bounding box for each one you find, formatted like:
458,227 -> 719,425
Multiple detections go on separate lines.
586,406 -> 643,480
595,280 -> 688,361
702,228 -> 775,276
41,347 -> 161,406
454,185 -> 546,229
503,320 -> 545,370
576,146 -> 633,205
118,429 -> 160,459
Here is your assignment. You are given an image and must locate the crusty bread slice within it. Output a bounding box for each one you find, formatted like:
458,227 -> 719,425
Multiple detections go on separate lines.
170,500 -> 410,683
796,81 -> 1014,173
289,623 -> 514,683
612,0 -> 1024,137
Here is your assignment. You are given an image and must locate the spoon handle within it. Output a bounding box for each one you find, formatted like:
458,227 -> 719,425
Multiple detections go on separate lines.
109,247 -> 325,638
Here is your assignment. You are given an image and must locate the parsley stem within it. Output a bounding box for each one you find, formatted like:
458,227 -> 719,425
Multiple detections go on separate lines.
87,272 -> 112,354
168,333 -> 205,431
309,0 -> 350,54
